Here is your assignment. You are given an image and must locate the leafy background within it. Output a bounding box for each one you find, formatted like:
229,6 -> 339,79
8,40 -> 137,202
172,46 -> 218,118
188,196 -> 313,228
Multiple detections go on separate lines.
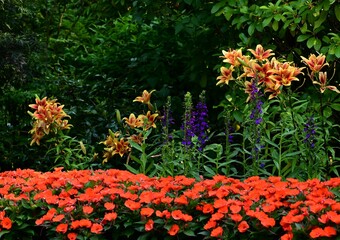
0,0 -> 339,172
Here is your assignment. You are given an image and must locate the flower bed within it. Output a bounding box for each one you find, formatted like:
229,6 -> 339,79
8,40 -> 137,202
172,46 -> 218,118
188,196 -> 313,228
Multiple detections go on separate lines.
0,169 -> 339,239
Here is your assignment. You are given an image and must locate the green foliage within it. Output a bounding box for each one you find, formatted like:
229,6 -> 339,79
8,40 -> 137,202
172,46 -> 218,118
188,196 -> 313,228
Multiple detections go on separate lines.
212,0 -> 340,62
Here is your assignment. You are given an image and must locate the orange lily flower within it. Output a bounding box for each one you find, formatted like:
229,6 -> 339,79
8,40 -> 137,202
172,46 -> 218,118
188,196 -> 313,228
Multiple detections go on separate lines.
301,53 -> 329,72
313,72 -> 340,94
220,48 -> 246,67
123,113 -> 143,128
129,133 -> 144,145
113,138 -> 131,157
244,61 -> 275,86
264,80 -> 282,100
137,111 -> 158,130
216,66 -> 235,85
248,44 -> 275,61
269,66 -> 300,86
133,90 -> 155,110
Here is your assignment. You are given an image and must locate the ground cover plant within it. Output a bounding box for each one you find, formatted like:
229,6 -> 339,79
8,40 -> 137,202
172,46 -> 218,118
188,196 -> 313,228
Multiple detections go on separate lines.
0,168 -> 340,239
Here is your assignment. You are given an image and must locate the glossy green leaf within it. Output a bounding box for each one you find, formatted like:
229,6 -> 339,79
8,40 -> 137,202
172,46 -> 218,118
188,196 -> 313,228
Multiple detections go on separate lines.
335,5 -> 340,21
211,1 -> 227,14
307,37 -> 315,48
313,11 -> 328,30
330,103 -> 340,111
323,106 -> 332,118
272,20 -> 279,31
262,17 -> 272,27
313,38 -> 322,51
223,6 -> 234,20
297,34 -> 311,42
335,46 -> 340,58
300,22 -> 308,34
248,23 -> 255,35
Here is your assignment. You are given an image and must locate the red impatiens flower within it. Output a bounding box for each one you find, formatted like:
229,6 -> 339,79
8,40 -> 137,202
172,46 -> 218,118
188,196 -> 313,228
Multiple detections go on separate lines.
171,210 -> 183,220
145,219 -> 154,231
141,207 -> 154,217
67,232 -> 77,240
281,232 -> 294,240
90,223 -> 103,234
156,210 -> 171,219
1,217 -> 12,230
83,205 -> 94,215
52,214 -> 65,222
104,202 -> 115,211
260,217 -> 276,228
238,220 -> 249,233
104,212 -> 117,221
124,199 -> 141,211
204,220 -> 217,230
168,224 -> 180,236
210,226 -> 223,237
202,203 -> 214,214
56,223 -> 68,234
230,204 -> 242,214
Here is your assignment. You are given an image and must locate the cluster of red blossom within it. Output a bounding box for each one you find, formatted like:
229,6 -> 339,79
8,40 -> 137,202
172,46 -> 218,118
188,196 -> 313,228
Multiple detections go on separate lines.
0,168 -> 339,239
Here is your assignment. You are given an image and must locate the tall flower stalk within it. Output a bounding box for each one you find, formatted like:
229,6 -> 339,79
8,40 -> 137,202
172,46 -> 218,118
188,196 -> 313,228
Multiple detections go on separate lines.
192,91 -> 209,151
245,78 -> 263,175
182,92 -> 194,148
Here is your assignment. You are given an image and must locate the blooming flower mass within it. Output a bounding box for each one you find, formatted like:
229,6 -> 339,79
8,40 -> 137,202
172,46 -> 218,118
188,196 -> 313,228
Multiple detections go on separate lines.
0,169 -> 339,239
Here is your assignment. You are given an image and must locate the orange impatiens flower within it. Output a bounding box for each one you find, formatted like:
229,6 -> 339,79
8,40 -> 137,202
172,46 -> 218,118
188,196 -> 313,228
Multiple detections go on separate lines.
140,207 -> 154,217
104,202 -> 115,211
281,232 -> 294,240
156,210 -> 171,219
174,195 -> 188,205
260,217 -> 276,228
230,213 -> 243,222
171,209 -> 184,220
168,224 -> 180,236
202,203 -> 214,214
56,223 -> 68,234
145,219 -> 154,231
104,212 -> 118,221
124,199 -> 141,211
248,44 -> 274,61
90,223 -> 103,234
1,217 -> 12,230
326,211 -> 340,224
238,220 -> 249,233
133,90 -> 156,110
230,204 -> 242,214
67,233 -> 77,240
83,205 -> 94,215
210,226 -> 223,238
52,214 -> 65,222
310,226 -> 337,238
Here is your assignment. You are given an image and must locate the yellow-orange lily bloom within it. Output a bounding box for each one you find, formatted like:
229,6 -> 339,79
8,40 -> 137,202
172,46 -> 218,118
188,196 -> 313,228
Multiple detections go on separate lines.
133,90 -> 155,110
301,54 -> 329,72
137,111 -> 158,130
313,72 -> 340,94
248,44 -> 274,61
216,66 -> 235,85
